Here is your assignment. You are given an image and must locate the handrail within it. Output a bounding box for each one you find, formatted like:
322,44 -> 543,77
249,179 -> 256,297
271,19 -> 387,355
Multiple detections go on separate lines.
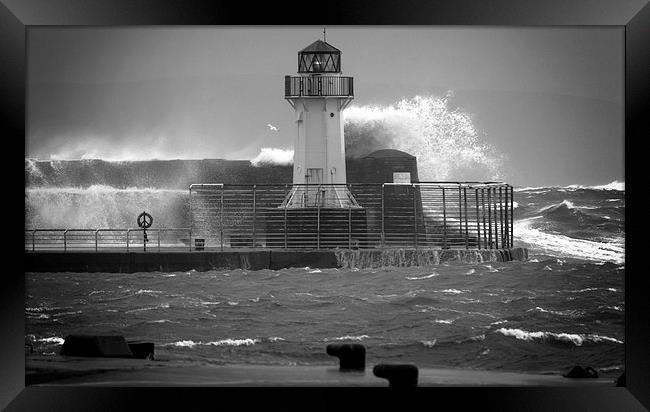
26,182 -> 516,252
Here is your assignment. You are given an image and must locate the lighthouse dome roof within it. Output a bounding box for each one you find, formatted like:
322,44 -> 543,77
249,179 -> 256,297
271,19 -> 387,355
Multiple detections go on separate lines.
300,40 -> 341,53
364,149 -> 416,159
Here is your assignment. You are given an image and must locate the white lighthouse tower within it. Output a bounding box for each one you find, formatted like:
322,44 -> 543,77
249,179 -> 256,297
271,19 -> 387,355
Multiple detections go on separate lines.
281,36 -> 359,209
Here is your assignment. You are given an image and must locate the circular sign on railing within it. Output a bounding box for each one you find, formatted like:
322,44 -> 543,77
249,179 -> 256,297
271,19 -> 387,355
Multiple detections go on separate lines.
137,211 -> 153,229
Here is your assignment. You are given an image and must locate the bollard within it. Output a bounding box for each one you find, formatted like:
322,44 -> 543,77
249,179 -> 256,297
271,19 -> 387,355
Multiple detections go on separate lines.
373,364 -> 418,387
563,365 -> 598,379
326,343 -> 366,371
127,341 -> 155,360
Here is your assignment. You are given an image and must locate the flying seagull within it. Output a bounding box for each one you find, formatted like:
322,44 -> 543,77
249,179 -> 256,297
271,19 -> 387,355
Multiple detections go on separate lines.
267,124 -> 279,132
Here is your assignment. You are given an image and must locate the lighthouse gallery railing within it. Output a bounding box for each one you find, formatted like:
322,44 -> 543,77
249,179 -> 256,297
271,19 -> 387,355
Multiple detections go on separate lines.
25,182 -> 515,252
285,75 -> 353,97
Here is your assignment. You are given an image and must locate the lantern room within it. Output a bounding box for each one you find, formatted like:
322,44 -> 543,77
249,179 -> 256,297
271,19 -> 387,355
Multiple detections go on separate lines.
298,40 -> 341,74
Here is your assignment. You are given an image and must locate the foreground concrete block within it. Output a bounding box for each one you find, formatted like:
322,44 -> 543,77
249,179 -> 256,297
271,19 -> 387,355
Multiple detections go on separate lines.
373,364 -> 419,387
326,343 -> 366,370
60,335 -> 133,358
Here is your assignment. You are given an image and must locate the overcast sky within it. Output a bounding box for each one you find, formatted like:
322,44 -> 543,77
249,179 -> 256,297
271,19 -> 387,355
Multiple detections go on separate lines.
26,27 -> 623,187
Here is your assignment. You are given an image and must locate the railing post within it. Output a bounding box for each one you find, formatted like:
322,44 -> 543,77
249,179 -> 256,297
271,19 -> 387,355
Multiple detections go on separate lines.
499,186 -> 505,248
220,185 -> 224,252
506,186 -> 515,247
95,229 -> 99,252
442,187 -> 447,249
381,184 -> 385,247
32,229 -> 36,252
158,229 -> 161,252
463,187 -> 469,249
317,185 -> 321,250
252,185 -> 257,248
412,184 -> 418,248
126,229 -> 130,252
284,184 -> 288,250
481,189 -> 487,248
475,188 -> 481,249
458,185 -> 463,248
487,189 -> 492,249
63,230 -> 67,252
493,187 -> 499,249
189,186 -> 192,252
347,184 -> 352,249
510,186 -> 515,247
348,204 -> 352,249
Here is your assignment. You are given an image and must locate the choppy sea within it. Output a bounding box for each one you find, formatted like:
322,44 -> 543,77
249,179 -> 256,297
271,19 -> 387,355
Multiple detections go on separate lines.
26,182 -> 625,379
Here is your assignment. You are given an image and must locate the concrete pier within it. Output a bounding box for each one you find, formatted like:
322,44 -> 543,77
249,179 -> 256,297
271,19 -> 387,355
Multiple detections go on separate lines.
25,247 -> 528,273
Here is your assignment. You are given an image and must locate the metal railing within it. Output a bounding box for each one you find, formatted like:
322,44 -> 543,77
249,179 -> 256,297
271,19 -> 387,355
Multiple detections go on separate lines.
26,182 -> 515,252
189,182 -> 515,251
25,228 -> 192,252
285,75 -> 353,97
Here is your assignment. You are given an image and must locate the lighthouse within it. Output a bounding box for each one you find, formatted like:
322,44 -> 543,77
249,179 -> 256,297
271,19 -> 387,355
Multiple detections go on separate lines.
281,36 -> 359,208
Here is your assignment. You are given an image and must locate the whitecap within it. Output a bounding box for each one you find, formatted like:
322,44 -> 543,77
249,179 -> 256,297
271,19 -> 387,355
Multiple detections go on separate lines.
490,320 -> 507,326
495,328 -> 623,346
169,340 -> 197,347
135,289 -> 162,295
325,335 -> 370,342
405,272 -> 439,280
433,319 -> 453,324
206,338 -> 260,346
514,219 -> 624,264
421,339 -> 437,348
438,289 -> 467,294
38,337 -> 65,345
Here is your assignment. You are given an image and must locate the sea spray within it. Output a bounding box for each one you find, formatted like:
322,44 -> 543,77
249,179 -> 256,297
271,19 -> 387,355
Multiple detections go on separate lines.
343,94 -> 503,181
25,185 -> 189,228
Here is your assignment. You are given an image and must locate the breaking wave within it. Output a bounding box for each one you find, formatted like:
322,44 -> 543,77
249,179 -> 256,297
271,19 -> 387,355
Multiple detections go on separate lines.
250,148 -> 294,166
343,94 -> 503,181
495,328 -> 623,346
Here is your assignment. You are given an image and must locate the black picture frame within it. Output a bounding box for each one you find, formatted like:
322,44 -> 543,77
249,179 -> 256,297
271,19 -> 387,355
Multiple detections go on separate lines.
3,1 -> 648,410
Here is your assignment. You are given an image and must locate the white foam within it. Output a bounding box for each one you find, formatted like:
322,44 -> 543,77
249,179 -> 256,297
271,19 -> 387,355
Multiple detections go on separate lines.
405,272 -> 439,280
433,319 -> 454,324
515,218 -> 624,264
125,303 -> 170,313
169,340 -> 197,347
167,338 -> 261,347
206,338 -> 260,346
344,95 -> 502,181
38,337 -> 65,345
438,289 -> 467,294
325,335 -> 370,342
421,339 -> 437,348
135,289 -> 162,295
516,181 -> 624,192
539,200 -> 574,212
526,306 -> 584,318
250,147 -> 294,166
496,328 -> 623,346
